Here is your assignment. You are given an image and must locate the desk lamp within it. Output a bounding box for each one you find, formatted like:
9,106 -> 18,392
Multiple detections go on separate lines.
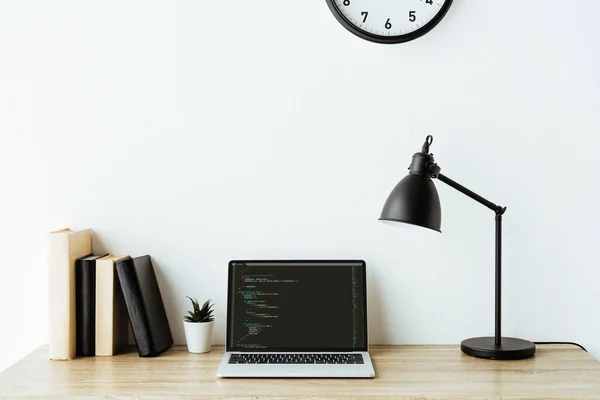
379,135 -> 535,360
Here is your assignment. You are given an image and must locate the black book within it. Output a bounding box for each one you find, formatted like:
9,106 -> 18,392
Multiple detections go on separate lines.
115,255 -> 173,357
75,254 -> 105,357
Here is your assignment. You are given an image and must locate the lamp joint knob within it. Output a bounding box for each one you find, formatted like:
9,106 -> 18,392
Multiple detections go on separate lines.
422,135 -> 434,154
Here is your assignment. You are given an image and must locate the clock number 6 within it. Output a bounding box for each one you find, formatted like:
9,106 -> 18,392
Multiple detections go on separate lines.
361,12 -> 368,23
343,0 -> 350,5
385,18 -> 392,29
409,11 -> 416,22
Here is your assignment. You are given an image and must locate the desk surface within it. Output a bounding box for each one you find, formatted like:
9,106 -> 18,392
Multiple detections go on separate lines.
1,345 -> 600,399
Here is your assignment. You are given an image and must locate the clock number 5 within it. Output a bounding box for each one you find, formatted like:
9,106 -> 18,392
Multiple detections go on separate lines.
409,11 -> 416,22
385,18 -> 392,29
361,12 -> 368,23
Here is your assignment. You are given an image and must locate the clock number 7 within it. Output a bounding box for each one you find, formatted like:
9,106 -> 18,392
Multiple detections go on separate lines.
361,12 -> 368,23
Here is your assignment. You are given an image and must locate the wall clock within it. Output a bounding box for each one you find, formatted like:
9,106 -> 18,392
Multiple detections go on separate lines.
325,0 -> 453,44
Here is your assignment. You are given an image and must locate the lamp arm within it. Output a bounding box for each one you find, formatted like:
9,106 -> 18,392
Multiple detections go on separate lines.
436,171 -> 505,346
435,172 -> 506,216
418,135 -> 504,215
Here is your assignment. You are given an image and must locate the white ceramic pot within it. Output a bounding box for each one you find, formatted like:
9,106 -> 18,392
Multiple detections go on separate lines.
183,320 -> 214,353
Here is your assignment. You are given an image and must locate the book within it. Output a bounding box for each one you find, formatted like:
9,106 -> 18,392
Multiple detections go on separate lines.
95,255 -> 130,356
48,228 -> 92,360
115,255 -> 173,357
75,254 -> 105,356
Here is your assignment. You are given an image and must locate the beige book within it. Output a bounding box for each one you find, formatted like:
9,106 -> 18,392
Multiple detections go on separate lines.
48,228 -> 92,360
95,255 -> 130,356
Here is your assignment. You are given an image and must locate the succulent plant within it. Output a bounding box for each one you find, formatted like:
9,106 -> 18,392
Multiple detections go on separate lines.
184,296 -> 214,323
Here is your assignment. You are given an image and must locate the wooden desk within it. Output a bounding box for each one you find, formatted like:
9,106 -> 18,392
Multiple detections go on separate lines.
1,345 -> 599,399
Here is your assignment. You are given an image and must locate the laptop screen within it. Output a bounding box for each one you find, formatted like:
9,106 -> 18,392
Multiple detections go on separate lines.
227,260 -> 367,352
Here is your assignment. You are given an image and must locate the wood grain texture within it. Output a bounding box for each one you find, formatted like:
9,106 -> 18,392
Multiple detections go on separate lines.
1,345 -> 599,399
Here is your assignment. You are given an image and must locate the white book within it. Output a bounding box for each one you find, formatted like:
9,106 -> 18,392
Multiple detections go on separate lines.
48,228 -> 92,360
95,255 -> 130,356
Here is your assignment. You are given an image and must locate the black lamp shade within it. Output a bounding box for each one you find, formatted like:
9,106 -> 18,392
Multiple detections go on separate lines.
379,174 -> 442,232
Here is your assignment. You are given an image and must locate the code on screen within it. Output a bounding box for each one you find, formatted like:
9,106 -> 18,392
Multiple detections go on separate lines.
228,262 -> 366,351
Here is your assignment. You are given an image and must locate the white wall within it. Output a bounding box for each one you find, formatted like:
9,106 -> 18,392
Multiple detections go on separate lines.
1,0 -> 599,372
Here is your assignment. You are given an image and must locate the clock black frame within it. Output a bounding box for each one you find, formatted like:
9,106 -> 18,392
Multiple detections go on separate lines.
325,0 -> 454,44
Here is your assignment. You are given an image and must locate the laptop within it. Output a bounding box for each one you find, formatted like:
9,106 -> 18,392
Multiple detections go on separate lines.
217,260 -> 375,378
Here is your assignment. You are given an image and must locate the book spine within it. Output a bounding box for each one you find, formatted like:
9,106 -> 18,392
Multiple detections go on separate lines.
48,233 -> 70,360
76,259 -> 96,356
115,258 -> 155,357
96,259 -> 114,356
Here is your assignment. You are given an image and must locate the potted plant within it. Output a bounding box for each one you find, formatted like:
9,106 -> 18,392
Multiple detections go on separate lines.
183,296 -> 215,353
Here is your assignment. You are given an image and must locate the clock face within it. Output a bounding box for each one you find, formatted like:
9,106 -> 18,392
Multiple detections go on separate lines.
325,0 -> 453,44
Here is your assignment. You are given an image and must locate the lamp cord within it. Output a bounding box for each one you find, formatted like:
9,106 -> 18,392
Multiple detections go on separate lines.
534,341 -> 588,352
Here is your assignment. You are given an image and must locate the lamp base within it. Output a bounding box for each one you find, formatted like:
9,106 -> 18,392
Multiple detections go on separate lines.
461,337 -> 536,360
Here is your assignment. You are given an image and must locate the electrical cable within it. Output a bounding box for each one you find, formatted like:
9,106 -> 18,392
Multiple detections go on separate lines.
534,342 -> 587,352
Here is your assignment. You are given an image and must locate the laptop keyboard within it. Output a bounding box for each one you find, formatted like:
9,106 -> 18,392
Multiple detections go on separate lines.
228,353 -> 364,364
